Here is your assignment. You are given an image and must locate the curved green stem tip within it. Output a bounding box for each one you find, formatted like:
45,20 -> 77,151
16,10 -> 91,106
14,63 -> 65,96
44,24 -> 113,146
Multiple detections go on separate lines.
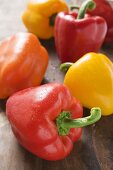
77,0 -> 96,19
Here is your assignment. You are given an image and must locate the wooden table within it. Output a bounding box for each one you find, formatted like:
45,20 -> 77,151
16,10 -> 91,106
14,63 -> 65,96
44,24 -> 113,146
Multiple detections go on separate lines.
0,0 -> 113,170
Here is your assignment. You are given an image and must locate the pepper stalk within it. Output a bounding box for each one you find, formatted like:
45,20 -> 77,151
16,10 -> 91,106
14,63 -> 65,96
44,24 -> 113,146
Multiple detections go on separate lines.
56,107 -> 101,136
69,0 -> 96,19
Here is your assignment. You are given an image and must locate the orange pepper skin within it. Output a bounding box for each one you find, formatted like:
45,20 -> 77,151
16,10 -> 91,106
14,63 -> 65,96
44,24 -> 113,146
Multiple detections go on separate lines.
0,32 -> 48,99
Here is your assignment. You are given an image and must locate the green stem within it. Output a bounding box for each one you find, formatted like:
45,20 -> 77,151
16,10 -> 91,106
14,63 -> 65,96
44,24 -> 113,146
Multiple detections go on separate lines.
63,107 -> 101,128
60,62 -> 73,72
49,13 -> 57,26
77,0 -> 96,19
56,107 -> 101,136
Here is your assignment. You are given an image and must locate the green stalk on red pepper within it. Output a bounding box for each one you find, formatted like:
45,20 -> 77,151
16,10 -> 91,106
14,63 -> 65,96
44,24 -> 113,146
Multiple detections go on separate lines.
6,83 -> 101,160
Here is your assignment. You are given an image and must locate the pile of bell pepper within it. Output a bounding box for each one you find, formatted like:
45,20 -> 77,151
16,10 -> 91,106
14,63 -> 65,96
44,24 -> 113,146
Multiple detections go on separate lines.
22,0 -> 108,62
0,0 -> 113,161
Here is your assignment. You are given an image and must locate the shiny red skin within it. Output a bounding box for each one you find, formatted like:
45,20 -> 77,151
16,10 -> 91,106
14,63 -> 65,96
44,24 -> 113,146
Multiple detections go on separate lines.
55,11 -> 107,63
89,0 -> 113,44
6,83 -> 83,161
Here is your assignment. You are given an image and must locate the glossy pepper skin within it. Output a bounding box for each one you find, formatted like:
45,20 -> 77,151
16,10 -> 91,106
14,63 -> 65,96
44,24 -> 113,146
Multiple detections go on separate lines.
55,0 -> 107,63
0,32 -> 48,99
61,52 -> 113,116
22,0 -> 69,39
89,0 -> 113,44
6,83 -> 101,160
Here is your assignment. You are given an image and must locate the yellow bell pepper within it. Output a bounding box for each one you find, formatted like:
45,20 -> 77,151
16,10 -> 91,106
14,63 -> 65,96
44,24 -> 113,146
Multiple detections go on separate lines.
22,0 -> 69,39
60,52 -> 113,116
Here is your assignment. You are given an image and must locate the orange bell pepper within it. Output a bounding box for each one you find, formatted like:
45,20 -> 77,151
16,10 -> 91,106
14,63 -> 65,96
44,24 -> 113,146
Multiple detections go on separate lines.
0,32 -> 48,99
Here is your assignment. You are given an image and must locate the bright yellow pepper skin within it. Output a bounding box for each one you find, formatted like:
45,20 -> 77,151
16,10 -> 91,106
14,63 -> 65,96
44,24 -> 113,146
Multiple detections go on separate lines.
22,0 -> 68,39
61,52 -> 113,116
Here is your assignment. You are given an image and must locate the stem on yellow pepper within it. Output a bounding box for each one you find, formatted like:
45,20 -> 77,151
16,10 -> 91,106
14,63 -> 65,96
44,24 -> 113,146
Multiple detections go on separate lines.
69,5 -> 80,11
60,62 -> 73,72
50,13 -> 57,26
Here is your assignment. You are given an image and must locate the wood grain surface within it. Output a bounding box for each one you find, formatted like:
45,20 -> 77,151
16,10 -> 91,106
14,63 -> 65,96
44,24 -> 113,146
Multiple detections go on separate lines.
0,0 -> 113,170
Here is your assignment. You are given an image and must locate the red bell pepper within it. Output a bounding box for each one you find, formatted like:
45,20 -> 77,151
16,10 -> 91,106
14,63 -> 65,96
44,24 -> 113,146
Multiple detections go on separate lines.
89,0 -> 113,44
55,0 -> 107,63
6,83 -> 101,160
